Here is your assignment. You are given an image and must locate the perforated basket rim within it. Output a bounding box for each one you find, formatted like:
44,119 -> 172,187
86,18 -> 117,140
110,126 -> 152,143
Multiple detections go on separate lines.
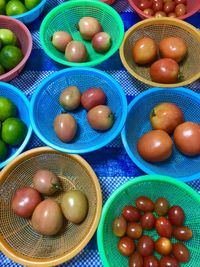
39,0 -> 124,67
0,82 -> 32,169
29,67 -> 128,154
121,86 -> 200,182
119,17 -> 200,88
0,146 -> 102,266
10,0 -> 47,20
127,0 -> 200,20
97,174 -> 200,267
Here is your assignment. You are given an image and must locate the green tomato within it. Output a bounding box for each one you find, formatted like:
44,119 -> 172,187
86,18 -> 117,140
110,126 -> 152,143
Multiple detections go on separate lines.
6,0 -> 27,16
0,29 -> 17,46
24,0 -> 41,10
0,45 -> 23,70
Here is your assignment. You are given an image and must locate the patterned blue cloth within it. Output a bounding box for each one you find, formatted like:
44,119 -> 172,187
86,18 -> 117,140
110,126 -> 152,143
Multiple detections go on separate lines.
1,0 -> 200,266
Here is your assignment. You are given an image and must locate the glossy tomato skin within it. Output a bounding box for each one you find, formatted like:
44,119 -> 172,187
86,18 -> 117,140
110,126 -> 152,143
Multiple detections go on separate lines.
150,58 -> 179,84
59,86 -> 81,111
159,37 -> 187,63
78,17 -> 102,40
168,205 -> 185,226
172,242 -> 190,262
137,130 -> 173,162
126,222 -> 143,239
137,235 -> 154,257
132,37 -> 157,65
81,88 -> 106,110
163,1 -> 176,13
175,3 -> 187,17
65,41 -> 88,62
143,8 -> 154,16
174,122 -> 200,156
154,11 -> 167,17
135,196 -> 154,212
122,205 -> 141,222
159,256 -> 180,267
92,32 -> 111,53
118,236 -> 135,256
87,105 -> 114,131
140,212 -> 156,230
112,216 -> 127,237
150,102 -> 184,134
143,255 -> 159,267
155,237 -> 172,255
172,226 -> 193,241
152,0 -> 163,12
129,251 -> 144,267
154,197 -> 170,216
11,187 -> 42,218
138,0 -> 153,11
155,217 -> 173,238
175,0 -> 187,4
54,113 -> 77,142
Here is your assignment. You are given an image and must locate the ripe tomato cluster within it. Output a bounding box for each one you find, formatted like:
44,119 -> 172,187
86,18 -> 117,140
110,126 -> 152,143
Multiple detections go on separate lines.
132,36 -> 187,84
138,0 -> 187,18
112,196 -> 192,267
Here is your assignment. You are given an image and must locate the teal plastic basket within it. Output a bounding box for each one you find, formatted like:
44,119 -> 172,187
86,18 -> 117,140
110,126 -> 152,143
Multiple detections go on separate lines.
97,175 -> 200,267
39,0 -> 124,67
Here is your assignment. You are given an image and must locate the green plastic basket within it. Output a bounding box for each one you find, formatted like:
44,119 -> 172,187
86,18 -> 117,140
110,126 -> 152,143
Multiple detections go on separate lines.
39,0 -> 124,67
97,175 -> 200,267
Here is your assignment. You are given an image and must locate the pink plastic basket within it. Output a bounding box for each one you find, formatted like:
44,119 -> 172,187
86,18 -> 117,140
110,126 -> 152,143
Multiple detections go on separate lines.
0,16 -> 32,82
99,0 -> 116,5
128,0 -> 200,20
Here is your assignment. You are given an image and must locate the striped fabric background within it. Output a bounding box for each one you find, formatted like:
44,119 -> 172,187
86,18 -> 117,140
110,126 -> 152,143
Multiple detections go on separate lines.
1,0 -> 200,266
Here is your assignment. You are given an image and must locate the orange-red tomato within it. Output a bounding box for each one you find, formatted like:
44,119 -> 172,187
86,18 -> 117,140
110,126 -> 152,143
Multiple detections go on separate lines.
159,37 -> 187,62
132,37 -> 157,65
150,58 -> 179,84
155,237 -> 172,255
174,122 -> 200,156
137,130 -> 173,162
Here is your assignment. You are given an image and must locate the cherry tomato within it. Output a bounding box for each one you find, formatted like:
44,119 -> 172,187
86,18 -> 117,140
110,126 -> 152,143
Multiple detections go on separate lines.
11,187 -> 42,218
154,11 -> 167,17
81,87 -> 106,110
129,251 -> 144,267
143,8 -> 154,16
112,216 -> 127,237
132,37 -> 157,65
152,0 -> 163,12
143,255 -> 159,267
173,122 -> 200,156
78,17 -> 102,41
118,236 -> 135,256
159,256 -> 180,267
168,12 -> 176,17
135,196 -> 154,212
168,205 -> 185,226
175,4 -> 186,17
172,242 -> 190,262
140,212 -> 156,230
126,222 -> 143,239
155,217 -> 173,238
155,237 -> 172,255
137,235 -> 154,257
138,0 -> 153,11
137,130 -> 173,162
150,58 -> 179,84
163,1 -> 176,13
87,105 -> 114,131
159,37 -> 187,63
154,197 -> 170,216
122,205 -> 141,222
172,226 -> 193,241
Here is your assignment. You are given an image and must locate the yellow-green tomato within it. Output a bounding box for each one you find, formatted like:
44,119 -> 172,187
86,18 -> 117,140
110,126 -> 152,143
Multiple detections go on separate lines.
31,199 -> 64,236
61,190 -> 88,224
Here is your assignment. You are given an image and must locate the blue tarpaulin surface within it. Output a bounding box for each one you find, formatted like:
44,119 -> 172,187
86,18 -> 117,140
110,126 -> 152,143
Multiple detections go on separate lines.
1,0 -> 200,266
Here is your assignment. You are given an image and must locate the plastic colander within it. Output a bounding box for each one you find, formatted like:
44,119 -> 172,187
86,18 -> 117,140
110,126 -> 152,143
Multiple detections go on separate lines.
0,82 -> 32,169
0,147 -> 102,266
97,174 -> 200,267
121,87 -> 200,182
10,0 -> 47,24
127,0 -> 200,20
39,0 -> 124,67
30,67 -> 127,154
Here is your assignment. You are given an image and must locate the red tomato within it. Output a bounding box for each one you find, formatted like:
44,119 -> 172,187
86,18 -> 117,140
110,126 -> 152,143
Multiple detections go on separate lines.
155,237 -> 172,255
175,4 -> 186,17
175,0 -> 187,4
122,205 -> 141,222
138,0 -> 153,11
137,130 -> 173,162
137,235 -> 154,257
143,255 -> 159,267
154,11 -> 167,17
159,37 -> 187,63
172,242 -> 190,262
160,256 -> 180,267
140,212 -> 156,230
152,0 -> 163,12
168,205 -> 185,226
118,236 -> 135,256
143,8 -> 154,16
150,58 -> 179,84
129,252 -> 144,267
81,87 -> 106,110
173,122 -> 200,156
155,217 -> 173,238
11,187 -> 42,218
132,37 -> 157,65
87,105 -> 114,131
163,1 -> 176,13
167,12 -> 177,17
136,196 -> 154,212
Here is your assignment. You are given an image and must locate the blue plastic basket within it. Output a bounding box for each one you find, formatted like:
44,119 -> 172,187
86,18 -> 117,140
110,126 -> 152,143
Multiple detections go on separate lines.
0,82 -> 32,169
10,0 -> 47,24
121,87 -> 200,182
30,67 -> 128,154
